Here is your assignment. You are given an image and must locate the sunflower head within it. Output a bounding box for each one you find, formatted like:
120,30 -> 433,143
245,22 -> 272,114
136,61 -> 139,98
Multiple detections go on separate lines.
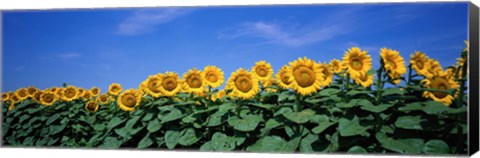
2,93 -> 10,102
343,47 -> 372,79
83,90 -> 93,100
40,91 -> 59,106
15,88 -> 29,100
91,87 -> 101,96
10,94 -> 21,103
77,88 -> 86,96
421,71 -> 459,106
27,86 -> 38,97
330,59 -> 345,74
97,94 -> 109,104
203,65 -> 224,88
141,74 -> 163,98
85,101 -> 99,112
158,72 -> 183,97
252,60 -> 274,82
410,51 -> 431,76
287,57 -> 324,96
464,40 -> 469,52
226,68 -> 260,99
211,89 -> 227,102
275,65 -> 291,89
425,59 -> 443,78
354,71 -> 374,88
55,88 -> 65,99
182,68 -> 206,95
108,83 -> 123,96
380,48 -> 407,83
32,91 -> 43,103
62,86 -> 79,101
318,62 -> 333,87
117,89 -> 142,111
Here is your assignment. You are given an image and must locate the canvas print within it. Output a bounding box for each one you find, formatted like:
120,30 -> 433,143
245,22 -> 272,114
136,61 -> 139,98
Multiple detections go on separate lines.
1,2 -> 472,156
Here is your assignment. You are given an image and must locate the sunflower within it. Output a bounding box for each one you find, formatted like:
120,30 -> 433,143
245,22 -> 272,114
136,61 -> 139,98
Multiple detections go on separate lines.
117,89 -> 142,111
40,91 -> 59,106
262,78 -> 278,93
287,57 -> 324,96
107,84 -> 122,96
275,65 -> 291,89
252,60 -> 274,82
15,88 -> 29,100
446,66 -> 462,79
380,48 -> 407,84
97,94 -> 109,104
211,90 -> 227,102
203,65 -> 224,88
421,71 -> 459,106
49,87 -> 59,93
91,87 -> 101,96
27,86 -> 38,97
32,91 -> 43,103
425,59 -> 443,77
330,59 -> 345,74
10,94 -> 21,103
2,93 -> 10,102
140,75 -> 164,98
343,47 -> 372,79
85,100 -> 99,112
410,51 -> 431,76
55,88 -> 65,100
77,88 -> 86,96
318,62 -> 333,87
62,86 -> 79,101
464,40 -> 469,52
83,90 -> 93,100
182,68 -> 206,95
354,71 -> 375,88
157,72 -> 183,97
226,68 -> 260,99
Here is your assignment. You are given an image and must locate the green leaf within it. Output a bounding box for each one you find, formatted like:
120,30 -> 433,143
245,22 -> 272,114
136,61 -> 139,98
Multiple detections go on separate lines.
138,133 -> 154,149
227,115 -> 262,132
152,98 -> 169,106
165,130 -> 180,149
359,101 -> 393,113
125,115 -> 141,129
49,124 -> 67,135
278,91 -> 291,102
381,88 -> 404,96
422,101 -> 449,114
346,89 -> 370,96
247,135 -> 301,152
311,115 -> 335,134
18,114 -> 31,123
394,116 -> 423,130
318,88 -> 341,96
398,102 -> 423,112
46,114 -> 61,125
251,103 -> 275,110
147,118 -> 161,133
347,146 -> 368,153
206,110 -> 228,127
423,140 -> 450,154
107,117 -> 126,130
202,132 -> 236,151
141,112 -> 154,122
178,128 -> 201,146
338,117 -> 369,137
283,109 -> 315,124
159,109 -> 185,124
299,134 -> 319,153
101,137 -> 123,149
376,132 -> 424,154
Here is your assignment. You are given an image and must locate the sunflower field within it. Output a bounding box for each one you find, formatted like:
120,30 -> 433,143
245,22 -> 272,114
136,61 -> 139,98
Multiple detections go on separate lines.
1,43 -> 469,155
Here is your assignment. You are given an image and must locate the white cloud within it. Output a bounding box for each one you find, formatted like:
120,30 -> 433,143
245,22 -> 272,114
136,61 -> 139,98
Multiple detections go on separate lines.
58,52 -> 81,60
117,8 -> 191,35
217,21 -> 349,47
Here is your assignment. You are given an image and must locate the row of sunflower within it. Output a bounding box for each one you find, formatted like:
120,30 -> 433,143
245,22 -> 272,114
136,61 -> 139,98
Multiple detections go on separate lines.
2,45 -> 466,113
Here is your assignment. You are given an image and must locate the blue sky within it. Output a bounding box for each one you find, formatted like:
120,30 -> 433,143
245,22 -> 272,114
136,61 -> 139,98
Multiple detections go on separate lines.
2,2 -> 468,92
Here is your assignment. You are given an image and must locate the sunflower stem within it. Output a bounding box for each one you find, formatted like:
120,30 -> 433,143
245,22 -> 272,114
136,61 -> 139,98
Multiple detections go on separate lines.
376,66 -> 384,104
407,64 -> 413,86
294,94 -> 302,112
345,75 -> 350,91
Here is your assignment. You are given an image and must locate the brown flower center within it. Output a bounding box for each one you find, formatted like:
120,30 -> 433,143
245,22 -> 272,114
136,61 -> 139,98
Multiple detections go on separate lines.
235,75 -> 252,93
147,78 -> 161,93
65,89 -> 76,98
206,73 -> 218,83
121,94 -> 137,108
350,59 -> 363,71
255,67 -> 268,77
187,75 -> 202,88
293,66 -> 315,88
432,78 -> 449,99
